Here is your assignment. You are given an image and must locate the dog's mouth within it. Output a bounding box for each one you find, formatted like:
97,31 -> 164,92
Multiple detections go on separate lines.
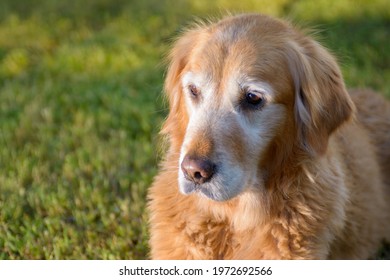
179,180 -> 227,201
180,180 -> 232,201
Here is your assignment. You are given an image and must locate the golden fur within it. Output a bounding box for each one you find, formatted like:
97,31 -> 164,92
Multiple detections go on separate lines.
148,14 -> 390,259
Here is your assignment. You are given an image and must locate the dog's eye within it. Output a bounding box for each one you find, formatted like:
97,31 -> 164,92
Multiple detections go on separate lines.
188,84 -> 200,98
244,91 -> 264,108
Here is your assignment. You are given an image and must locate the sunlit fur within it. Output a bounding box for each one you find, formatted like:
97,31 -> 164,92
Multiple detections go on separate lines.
148,14 -> 390,259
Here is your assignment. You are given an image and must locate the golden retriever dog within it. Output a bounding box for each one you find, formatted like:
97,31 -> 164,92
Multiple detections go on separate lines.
148,13 -> 390,259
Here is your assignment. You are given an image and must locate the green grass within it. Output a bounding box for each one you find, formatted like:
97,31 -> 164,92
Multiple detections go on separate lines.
0,0 -> 389,259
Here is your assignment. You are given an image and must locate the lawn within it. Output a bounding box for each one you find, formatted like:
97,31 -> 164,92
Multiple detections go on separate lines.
0,0 -> 389,259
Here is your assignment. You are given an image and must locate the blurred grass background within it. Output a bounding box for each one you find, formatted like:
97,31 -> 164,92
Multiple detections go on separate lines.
0,0 -> 389,259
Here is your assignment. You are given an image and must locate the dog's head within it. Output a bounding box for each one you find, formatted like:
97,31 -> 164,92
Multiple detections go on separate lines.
162,14 -> 354,201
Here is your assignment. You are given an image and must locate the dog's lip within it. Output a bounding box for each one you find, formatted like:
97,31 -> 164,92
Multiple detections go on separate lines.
183,182 -> 207,197
181,179 -> 205,194
180,180 -> 200,194
180,180 -> 230,202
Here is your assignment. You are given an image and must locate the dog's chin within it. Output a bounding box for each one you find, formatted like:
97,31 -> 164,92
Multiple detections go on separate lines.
178,176 -> 244,202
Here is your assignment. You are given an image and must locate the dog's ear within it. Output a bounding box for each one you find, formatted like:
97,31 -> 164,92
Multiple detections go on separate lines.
287,38 -> 355,156
162,28 -> 205,142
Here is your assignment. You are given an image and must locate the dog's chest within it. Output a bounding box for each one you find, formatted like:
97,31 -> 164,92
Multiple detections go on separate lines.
182,220 -> 277,259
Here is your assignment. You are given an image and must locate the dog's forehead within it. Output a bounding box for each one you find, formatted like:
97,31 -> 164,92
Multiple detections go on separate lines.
187,30 -> 290,85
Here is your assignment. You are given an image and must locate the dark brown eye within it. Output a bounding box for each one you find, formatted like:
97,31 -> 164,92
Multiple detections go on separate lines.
245,91 -> 264,107
188,84 -> 200,98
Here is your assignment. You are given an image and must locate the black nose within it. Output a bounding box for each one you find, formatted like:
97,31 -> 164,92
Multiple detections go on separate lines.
181,155 -> 216,184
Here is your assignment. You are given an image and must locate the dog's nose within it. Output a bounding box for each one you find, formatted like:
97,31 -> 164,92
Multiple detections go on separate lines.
181,155 -> 216,184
